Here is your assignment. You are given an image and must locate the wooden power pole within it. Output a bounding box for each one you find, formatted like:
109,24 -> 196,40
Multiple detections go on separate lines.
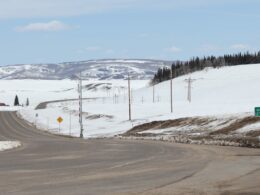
128,73 -> 132,121
78,72 -> 84,138
170,68 -> 173,113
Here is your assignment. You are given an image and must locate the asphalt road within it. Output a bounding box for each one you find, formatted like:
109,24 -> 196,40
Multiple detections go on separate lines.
0,112 -> 259,195
35,98 -> 95,110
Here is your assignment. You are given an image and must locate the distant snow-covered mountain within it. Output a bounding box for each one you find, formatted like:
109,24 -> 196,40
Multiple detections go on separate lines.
0,59 -> 171,80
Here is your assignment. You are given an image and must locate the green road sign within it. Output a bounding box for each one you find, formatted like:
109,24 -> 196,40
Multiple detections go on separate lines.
255,107 -> 260,117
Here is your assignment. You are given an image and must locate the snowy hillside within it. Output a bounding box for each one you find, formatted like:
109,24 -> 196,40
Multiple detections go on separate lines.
0,80 -> 149,107
15,64 -> 260,140
0,59 -> 171,80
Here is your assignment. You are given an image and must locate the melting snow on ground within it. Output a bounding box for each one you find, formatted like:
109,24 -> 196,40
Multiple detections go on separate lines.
0,141 -> 21,152
236,122 -> 260,133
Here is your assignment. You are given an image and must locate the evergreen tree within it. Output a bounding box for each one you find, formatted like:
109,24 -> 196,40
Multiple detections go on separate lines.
14,95 -> 19,106
151,51 -> 260,85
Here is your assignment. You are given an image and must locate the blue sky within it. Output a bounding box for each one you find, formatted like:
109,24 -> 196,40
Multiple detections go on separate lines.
0,0 -> 260,65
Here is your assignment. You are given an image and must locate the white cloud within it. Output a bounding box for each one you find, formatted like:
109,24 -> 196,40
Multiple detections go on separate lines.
16,20 -> 71,32
231,44 -> 250,50
165,46 -> 182,53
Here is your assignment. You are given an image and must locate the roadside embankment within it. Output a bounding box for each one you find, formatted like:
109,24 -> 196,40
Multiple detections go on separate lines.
122,114 -> 260,148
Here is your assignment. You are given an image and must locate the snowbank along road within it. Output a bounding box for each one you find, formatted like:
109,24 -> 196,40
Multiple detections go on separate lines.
0,112 -> 259,195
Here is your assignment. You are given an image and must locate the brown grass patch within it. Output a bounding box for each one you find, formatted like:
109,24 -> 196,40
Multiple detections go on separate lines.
210,117 -> 260,135
124,117 -> 217,136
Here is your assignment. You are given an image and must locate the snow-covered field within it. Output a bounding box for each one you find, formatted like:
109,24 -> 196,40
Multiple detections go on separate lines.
0,141 -> 21,152
0,80 -> 149,107
1,64 -> 260,138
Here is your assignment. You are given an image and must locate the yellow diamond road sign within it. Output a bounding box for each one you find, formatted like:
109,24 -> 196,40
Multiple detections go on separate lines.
57,117 -> 63,123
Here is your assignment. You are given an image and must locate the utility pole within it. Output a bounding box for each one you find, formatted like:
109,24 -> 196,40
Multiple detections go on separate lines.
47,117 -> 49,131
170,68 -> 173,113
128,73 -> 132,121
78,72 -> 84,138
184,77 -> 196,103
131,89 -> 134,104
69,111 -> 72,136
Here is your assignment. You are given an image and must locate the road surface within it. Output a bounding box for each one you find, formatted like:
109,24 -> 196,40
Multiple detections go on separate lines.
35,98 -> 95,110
0,112 -> 259,195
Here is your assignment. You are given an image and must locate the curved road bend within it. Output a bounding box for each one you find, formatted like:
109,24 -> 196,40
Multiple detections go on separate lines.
0,111 -> 259,195
35,98 -> 95,110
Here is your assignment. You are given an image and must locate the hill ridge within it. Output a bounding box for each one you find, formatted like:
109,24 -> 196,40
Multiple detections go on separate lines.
0,59 -> 171,80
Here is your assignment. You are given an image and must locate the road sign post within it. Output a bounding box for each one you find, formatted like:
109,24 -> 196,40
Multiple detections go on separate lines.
57,116 -> 63,132
35,113 -> 38,127
255,107 -> 260,117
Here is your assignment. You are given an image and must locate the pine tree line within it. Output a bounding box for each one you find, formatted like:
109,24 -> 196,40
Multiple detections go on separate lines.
151,51 -> 260,84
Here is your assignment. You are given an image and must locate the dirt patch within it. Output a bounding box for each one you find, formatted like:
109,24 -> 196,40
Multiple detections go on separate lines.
85,114 -> 113,120
125,117 -> 217,136
221,136 -> 260,148
246,130 -> 260,137
122,115 -> 260,148
125,118 -> 184,136
210,117 -> 260,135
